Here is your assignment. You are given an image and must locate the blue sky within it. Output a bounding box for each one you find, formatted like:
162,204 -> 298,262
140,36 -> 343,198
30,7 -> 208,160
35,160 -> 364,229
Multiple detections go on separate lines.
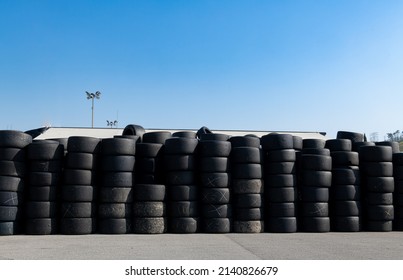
1,0 -> 403,139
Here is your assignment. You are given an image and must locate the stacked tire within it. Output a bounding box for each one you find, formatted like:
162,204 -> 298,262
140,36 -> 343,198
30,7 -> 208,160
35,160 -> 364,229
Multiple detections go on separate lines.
98,138 -> 136,234
326,139 -> 361,232
199,134 -> 232,233
262,134 -> 297,233
393,153 -> 403,230
359,146 -> 394,231
60,137 -> 101,234
0,130 -> 32,235
299,139 -> 331,232
230,136 -> 264,233
25,140 -> 64,234
165,137 -> 199,234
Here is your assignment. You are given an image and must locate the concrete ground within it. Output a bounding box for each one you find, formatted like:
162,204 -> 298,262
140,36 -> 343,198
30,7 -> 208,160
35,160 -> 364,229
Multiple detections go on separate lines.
1,232 -> 403,260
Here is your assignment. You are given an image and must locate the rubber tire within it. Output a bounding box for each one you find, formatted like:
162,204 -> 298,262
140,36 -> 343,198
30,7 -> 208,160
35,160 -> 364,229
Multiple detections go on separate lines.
229,136 -> 260,148
136,143 -> 164,157
233,220 -> 264,233
62,185 -> 95,202
0,176 -> 24,192
332,168 -> 360,185
27,142 -> 64,160
300,217 -> 330,232
101,138 -> 136,156
325,139 -> 352,152
198,140 -> 231,157
166,171 -> 196,185
376,141 -> 400,154
331,151 -> 359,167
202,218 -> 231,233
367,205 -> 394,220
303,139 -> 325,149
366,220 -> 392,232
0,160 -> 26,177
99,187 -> 132,203
231,163 -> 262,179
264,162 -> 295,175
266,217 -> 297,233
366,177 -> 394,192
266,202 -> 295,217
67,136 -> 101,153
61,202 -> 95,218
164,155 -> 195,171
26,202 -> 57,218
0,206 -> 19,221
102,172 -> 133,187
265,174 -> 296,187
101,155 -> 135,172
29,160 -> 63,173
142,131 -> 172,144
359,146 -> 392,162
65,153 -> 97,170
0,148 -> 25,162
260,133 -> 294,151
299,186 -> 329,202
0,221 -> 19,235
333,201 -> 361,216
168,185 -> 199,201
300,202 -> 329,217
200,172 -> 229,188
172,131 -> 196,139
302,155 -> 332,171
200,157 -> 229,173
265,187 -> 295,203
232,179 -> 263,194
133,184 -> 166,201
132,217 -> 167,234
230,147 -> 262,163
0,130 -> 32,148
201,188 -> 230,204
99,203 -> 132,218
293,136 -> 303,150
361,162 -> 393,177
233,194 -> 263,208
98,218 -> 132,234
264,149 -> 296,162
122,124 -> 145,141
168,201 -> 199,217
336,131 -> 364,143
60,218 -> 95,234
302,170 -> 332,187
0,191 -> 21,206
25,218 -> 57,235
199,133 -> 230,141
168,217 -> 199,233
234,207 -> 263,220
332,216 -> 361,232
331,185 -> 360,201
28,186 -> 57,201
202,204 -> 232,218
164,138 -> 198,154
301,148 -> 330,156
367,192 -> 393,205
29,172 -> 60,186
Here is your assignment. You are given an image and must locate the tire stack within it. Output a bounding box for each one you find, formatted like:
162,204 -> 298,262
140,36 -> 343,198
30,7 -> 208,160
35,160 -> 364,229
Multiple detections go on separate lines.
25,140 -> 64,234
165,137 -> 199,234
326,139 -> 361,232
133,132 -> 170,234
0,130 -> 32,235
60,136 -> 101,234
230,136 -> 264,233
393,153 -> 403,230
359,146 -> 394,231
299,139 -> 331,232
262,133 -> 297,233
98,138 -> 136,234
199,134 -> 232,233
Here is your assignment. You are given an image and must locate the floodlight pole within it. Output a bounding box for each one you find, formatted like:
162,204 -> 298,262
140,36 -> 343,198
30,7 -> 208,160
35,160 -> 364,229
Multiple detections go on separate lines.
86,91 -> 101,128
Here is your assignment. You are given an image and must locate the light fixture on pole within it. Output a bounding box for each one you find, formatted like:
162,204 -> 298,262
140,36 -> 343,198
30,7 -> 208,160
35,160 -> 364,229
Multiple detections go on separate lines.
86,91 -> 101,128
106,120 -> 118,128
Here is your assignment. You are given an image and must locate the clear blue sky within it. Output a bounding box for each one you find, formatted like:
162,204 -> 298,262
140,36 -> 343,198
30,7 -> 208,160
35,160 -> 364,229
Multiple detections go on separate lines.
1,0 -> 403,139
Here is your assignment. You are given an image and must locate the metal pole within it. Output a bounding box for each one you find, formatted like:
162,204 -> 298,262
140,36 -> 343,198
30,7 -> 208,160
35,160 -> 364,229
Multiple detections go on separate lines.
91,97 -> 94,128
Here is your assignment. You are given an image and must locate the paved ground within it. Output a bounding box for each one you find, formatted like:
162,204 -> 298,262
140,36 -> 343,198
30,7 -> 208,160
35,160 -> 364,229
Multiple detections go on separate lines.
1,232 -> 403,260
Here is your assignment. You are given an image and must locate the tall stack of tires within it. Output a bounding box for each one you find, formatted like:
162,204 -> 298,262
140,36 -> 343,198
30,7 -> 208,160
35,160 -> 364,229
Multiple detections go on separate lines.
199,133 -> 232,233
98,138 -> 136,234
60,137 -> 101,234
299,139 -> 331,232
262,134 -> 297,233
393,153 -> 403,230
0,131 -> 32,235
133,132 -> 169,233
25,140 -> 64,234
165,136 -> 199,233
230,136 -> 263,233
326,139 -> 361,231
359,146 -> 394,231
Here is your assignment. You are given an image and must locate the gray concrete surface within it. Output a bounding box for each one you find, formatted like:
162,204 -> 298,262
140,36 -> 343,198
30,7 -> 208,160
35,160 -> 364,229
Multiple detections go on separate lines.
1,232 -> 403,260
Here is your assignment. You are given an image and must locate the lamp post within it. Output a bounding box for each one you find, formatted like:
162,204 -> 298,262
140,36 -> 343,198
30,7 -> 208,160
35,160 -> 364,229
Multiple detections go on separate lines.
86,91 -> 101,128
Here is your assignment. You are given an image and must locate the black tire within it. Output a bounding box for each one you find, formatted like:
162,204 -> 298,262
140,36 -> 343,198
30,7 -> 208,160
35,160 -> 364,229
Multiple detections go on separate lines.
366,177 -> 394,192
199,133 -> 230,141
142,131 -> 172,144
300,217 -> 330,232
0,148 -> 25,162
200,172 -> 229,188
62,185 -> 95,202
231,163 -> 262,179
26,202 -> 57,218
0,206 -> 19,221
136,174 -> 162,185
331,185 -> 360,201
336,131 -> 364,143
332,167 -> 360,185
28,186 -> 57,201
331,151 -> 359,167
303,139 -> 325,149
98,218 -> 132,234
202,204 -> 232,218
393,153 -> 403,165
0,221 -> 18,235
168,185 -> 199,201
265,174 -> 296,187
168,217 -> 199,233
265,149 -> 296,162
46,138 -> 68,150
266,217 -> 297,233
0,176 -> 24,192
325,139 -> 352,152
367,192 -> 393,205
99,203 -> 132,218
264,162 -> 295,175
25,218 -> 57,235
172,131 -> 196,139
29,172 -> 60,186
132,217 -> 167,234
201,188 -> 230,204
99,187 -> 132,203
202,218 -> 231,233
164,138 -> 198,154
168,201 -> 199,217
61,202 -> 95,218
394,165 -> 403,180
166,171 -> 195,185
0,130 -> 32,148
293,136 -> 303,150
300,202 -> 329,217
136,143 -> 164,157
359,146 -> 392,162
136,157 -> 159,173
367,220 -> 392,232
133,184 -> 166,201
63,169 -> 93,185
232,179 -> 263,194
376,141 -> 400,154
200,157 -> 229,173
333,201 -> 361,216
0,160 -> 26,177
266,202 -> 295,217
102,172 -> 133,187
332,216 -> 361,232
302,170 -> 332,187
301,155 -> 332,171
234,193 -> 263,208
164,155 -> 195,171
353,141 -> 375,152
101,138 -> 136,156
132,201 -> 165,217
367,205 -> 394,220
60,218 -> 95,234
27,142 -> 64,160
101,156 -> 135,172
301,148 -> 330,156
265,187 -> 295,202
229,136 -> 260,148
198,140 -> 231,157
114,135 -> 141,143
260,133 -> 293,151
361,162 -> 393,177
67,136 -> 101,153
29,160 -> 62,173
233,220 -> 264,233
230,147 -> 262,163
299,186 -> 329,202
65,153 -> 97,170
122,124 -> 145,141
